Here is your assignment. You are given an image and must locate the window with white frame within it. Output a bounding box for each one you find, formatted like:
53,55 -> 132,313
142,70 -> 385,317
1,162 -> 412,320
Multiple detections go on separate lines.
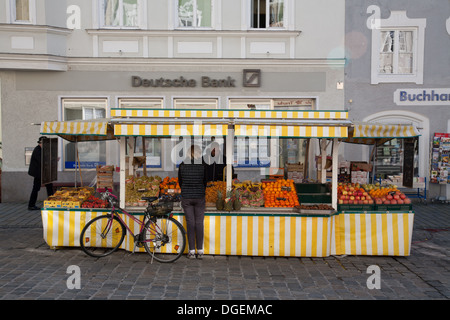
379,29 -> 415,75
11,0 -> 35,23
251,0 -> 285,29
101,0 -> 140,28
228,98 -> 314,110
174,98 -> 218,109
371,11 -> 426,84
62,99 -> 108,170
177,0 -> 212,28
118,98 -> 164,109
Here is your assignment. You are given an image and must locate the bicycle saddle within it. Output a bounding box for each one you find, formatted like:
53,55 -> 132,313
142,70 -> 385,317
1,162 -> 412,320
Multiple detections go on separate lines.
141,196 -> 158,203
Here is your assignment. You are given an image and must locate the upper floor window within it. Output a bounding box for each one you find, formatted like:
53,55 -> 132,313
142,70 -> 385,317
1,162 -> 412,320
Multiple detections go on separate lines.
370,11 -> 426,84
101,0 -> 140,28
177,0 -> 212,28
10,0 -> 35,24
379,29 -> 414,75
118,98 -> 164,109
252,0 -> 284,29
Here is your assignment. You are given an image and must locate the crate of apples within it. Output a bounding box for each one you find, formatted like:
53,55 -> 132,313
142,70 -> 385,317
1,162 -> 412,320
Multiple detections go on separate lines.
373,190 -> 411,205
338,183 -> 374,205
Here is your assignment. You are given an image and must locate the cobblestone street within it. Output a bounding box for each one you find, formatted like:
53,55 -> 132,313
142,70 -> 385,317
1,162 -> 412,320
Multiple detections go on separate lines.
0,202 -> 449,301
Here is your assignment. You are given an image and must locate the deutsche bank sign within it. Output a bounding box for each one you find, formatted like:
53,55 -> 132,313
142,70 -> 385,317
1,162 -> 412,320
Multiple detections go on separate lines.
394,89 -> 450,106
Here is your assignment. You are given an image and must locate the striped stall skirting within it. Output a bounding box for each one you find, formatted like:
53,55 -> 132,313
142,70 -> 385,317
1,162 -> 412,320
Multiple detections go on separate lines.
41,210 -> 414,257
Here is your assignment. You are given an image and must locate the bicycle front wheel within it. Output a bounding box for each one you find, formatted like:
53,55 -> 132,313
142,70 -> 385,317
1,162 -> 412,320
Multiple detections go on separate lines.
143,216 -> 186,263
80,214 -> 126,258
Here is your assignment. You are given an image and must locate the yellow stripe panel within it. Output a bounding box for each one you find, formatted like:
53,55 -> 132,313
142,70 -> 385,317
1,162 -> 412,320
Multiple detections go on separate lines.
40,211 -> 413,257
114,124 -> 228,136
354,124 -> 419,139
235,125 -> 348,138
337,213 -> 414,256
41,121 -> 107,136
111,109 -> 349,120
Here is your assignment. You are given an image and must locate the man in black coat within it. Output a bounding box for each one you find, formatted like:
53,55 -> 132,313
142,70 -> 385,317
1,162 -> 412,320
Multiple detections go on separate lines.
28,137 -> 54,210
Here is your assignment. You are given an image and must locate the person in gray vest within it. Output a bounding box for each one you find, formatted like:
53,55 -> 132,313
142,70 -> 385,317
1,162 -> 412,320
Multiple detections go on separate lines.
178,145 -> 208,259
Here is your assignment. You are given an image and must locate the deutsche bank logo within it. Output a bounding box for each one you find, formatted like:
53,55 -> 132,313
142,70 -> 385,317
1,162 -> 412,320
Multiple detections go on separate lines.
243,69 -> 261,87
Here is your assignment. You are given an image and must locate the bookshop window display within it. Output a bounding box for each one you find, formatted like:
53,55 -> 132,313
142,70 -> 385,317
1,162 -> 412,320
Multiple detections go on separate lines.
431,133 -> 450,184
375,138 -> 419,179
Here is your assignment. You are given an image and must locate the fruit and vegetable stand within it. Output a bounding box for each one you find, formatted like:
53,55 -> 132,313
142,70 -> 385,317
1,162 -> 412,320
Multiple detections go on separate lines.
38,111 -> 419,257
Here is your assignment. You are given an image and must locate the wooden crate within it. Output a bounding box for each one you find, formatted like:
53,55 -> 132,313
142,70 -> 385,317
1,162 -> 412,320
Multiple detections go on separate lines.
96,165 -> 114,190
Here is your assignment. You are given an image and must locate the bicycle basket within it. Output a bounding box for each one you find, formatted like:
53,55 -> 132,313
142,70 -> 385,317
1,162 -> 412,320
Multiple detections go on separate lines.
147,201 -> 173,216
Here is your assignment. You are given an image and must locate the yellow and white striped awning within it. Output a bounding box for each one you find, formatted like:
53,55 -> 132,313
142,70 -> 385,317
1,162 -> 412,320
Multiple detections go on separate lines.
114,123 -> 229,137
235,125 -> 348,138
40,119 -> 115,142
344,123 -> 421,145
111,108 -> 349,120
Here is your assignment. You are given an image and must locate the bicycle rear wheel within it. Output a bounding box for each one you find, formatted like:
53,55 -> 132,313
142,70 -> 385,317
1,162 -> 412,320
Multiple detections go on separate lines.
143,215 -> 186,263
80,214 -> 126,258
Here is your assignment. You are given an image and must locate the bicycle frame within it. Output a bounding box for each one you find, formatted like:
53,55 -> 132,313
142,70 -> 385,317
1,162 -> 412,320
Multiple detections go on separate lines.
104,192 -> 169,245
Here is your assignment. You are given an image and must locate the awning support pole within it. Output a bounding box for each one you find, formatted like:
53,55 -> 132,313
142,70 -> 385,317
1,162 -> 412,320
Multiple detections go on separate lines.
332,138 -> 341,210
119,137 -> 126,208
226,125 -> 234,192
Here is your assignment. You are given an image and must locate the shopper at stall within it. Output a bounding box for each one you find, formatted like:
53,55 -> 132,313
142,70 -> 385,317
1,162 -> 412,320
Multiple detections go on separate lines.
206,145 -> 234,182
178,145 -> 208,259
28,136 -> 54,210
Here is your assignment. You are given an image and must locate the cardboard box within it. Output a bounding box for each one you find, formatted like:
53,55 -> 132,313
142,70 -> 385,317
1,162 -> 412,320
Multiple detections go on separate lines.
351,161 -> 373,172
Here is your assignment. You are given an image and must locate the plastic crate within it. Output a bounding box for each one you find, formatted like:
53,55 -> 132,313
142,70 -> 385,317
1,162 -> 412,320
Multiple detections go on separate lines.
295,183 -> 330,194
338,204 -> 375,211
375,204 -> 413,211
298,194 -> 331,204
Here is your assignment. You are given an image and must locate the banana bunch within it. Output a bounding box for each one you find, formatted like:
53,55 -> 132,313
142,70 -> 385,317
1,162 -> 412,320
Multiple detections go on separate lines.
233,180 -> 262,193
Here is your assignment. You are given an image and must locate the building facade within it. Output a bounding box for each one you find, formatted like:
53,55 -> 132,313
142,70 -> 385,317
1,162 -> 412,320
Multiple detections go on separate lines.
0,0 -> 346,202
344,0 -> 450,200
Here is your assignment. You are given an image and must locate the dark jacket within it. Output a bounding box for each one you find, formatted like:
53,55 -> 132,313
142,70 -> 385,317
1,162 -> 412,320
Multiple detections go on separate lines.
178,161 -> 208,199
28,145 -> 41,178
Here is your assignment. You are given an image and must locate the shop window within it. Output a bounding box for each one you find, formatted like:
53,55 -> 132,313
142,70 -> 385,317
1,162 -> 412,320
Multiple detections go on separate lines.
101,0 -> 141,28
234,137 -> 270,168
228,98 -> 314,110
133,137 -> 162,169
177,0 -> 212,28
11,0 -> 35,23
118,98 -> 164,109
251,0 -> 284,29
62,99 -> 108,170
229,98 -> 272,110
280,139 -> 308,166
374,138 -> 419,180
273,98 -> 314,110
174,98 -> 218,109
370,11 -> 426,84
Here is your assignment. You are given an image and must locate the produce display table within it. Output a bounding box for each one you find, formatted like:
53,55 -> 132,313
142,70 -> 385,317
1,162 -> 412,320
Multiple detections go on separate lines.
41,208 -> 414,257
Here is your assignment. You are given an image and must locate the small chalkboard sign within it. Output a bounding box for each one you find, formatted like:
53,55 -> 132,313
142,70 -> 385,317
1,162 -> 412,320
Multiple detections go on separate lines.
41,138 -> 58,185
402,138 -> 415,188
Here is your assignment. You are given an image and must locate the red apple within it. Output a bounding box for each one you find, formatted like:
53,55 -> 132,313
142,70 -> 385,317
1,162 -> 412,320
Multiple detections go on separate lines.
400,194 -> 406,200
397,199 -> 404,204
391,200 -> 397,204
404,198 -> 411,204
386,194 -> 393,200
393,194 -> 400,200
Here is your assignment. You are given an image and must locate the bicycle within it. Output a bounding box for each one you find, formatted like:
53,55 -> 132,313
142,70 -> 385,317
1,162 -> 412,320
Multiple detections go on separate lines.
79,190 -> 186,263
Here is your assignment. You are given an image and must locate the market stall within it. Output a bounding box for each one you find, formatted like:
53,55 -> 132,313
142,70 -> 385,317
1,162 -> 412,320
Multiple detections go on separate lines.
38,112 -> 418,257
